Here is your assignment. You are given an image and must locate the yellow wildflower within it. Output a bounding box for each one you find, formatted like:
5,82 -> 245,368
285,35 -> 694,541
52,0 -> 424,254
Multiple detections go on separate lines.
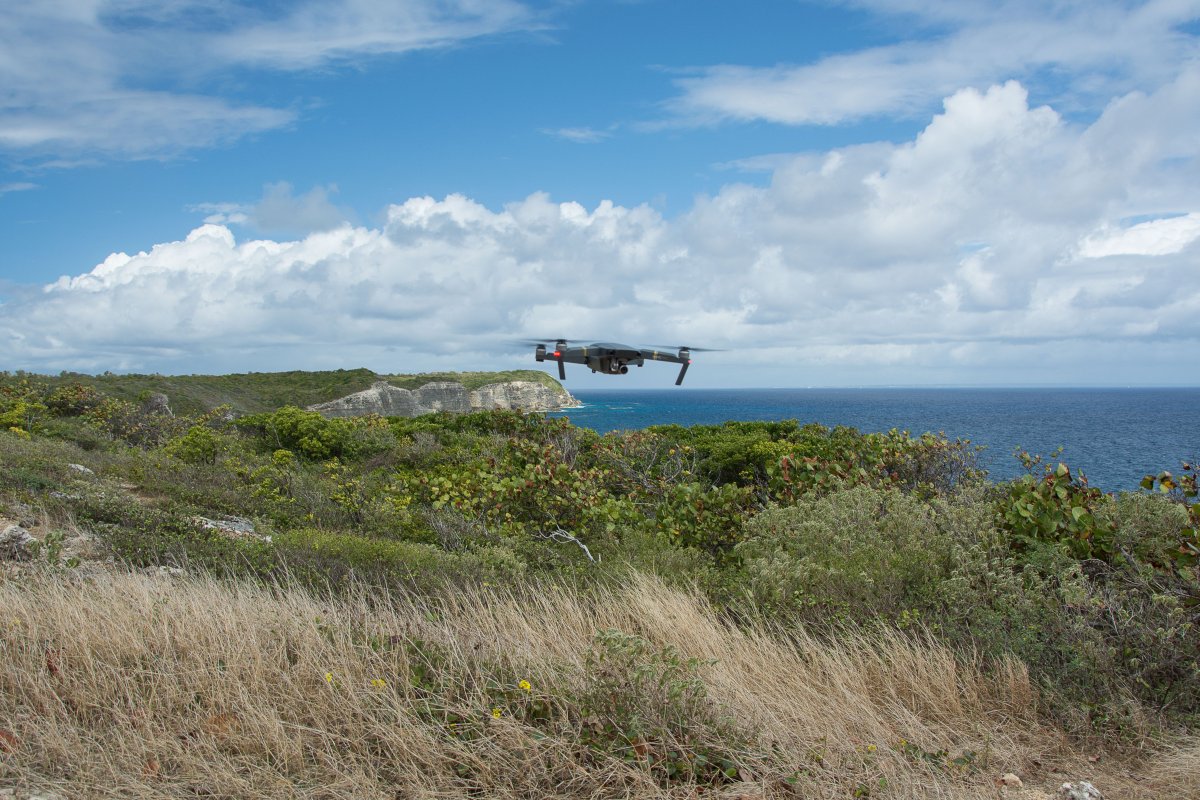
371,678 -> 387,689
324,672 -> 334,684
519,679 -> 532,693
491,707 -> 502,719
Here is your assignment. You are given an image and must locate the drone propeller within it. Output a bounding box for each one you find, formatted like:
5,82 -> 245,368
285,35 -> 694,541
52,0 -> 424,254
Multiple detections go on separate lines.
647,345 -> 723,353
517,339 -> 570,379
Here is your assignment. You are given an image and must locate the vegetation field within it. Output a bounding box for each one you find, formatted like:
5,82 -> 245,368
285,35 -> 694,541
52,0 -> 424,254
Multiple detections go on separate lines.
1,373 -> 1198,798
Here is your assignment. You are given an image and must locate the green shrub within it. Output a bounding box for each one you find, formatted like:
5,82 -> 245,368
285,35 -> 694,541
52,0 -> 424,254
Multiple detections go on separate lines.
237,406 -> 396,461
650,420 -> 979,502
0,379 -> 49,436
1141,461 -> 1200,570
165,424 -> 224,465
650,481 -> 758,558
735,485 -> 965,625
1101,490 -> 1193,568
44,382 -> 105,417
82,396 -> 185,447
996,452 -> 1117,561
733,482 -> 1200,733
649,420 -> 802,485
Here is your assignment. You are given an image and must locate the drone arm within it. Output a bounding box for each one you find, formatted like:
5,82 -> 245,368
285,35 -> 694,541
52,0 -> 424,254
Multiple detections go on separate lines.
641,350 -> 684,364
557,356 -> 566,380
674,360 -> 690,385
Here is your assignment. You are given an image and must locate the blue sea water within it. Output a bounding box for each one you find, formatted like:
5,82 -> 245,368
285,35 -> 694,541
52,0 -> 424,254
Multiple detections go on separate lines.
548,388 -> 1200,491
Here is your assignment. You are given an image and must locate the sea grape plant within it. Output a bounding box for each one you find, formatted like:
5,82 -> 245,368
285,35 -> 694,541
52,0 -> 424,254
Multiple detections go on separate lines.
997,451 -> 1116,561
1141,461 -> 1200,569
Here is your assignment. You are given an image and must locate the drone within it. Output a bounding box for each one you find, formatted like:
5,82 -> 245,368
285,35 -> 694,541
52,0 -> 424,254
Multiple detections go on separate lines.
526,340 -> 716,385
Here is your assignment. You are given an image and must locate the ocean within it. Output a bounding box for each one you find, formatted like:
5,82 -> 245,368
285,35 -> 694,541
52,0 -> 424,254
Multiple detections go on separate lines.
547,388 -> 1200,491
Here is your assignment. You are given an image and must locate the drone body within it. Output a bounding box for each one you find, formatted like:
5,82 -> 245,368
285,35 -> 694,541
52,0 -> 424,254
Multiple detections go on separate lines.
530,340 -> 707,385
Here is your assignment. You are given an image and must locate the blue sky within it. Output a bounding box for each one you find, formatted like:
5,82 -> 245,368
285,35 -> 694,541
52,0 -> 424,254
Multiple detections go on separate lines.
2,0 -> 1199,387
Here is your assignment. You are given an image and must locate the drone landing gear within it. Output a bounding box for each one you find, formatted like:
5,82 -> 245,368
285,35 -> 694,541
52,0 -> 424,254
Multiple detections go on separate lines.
674,349 -> 692,385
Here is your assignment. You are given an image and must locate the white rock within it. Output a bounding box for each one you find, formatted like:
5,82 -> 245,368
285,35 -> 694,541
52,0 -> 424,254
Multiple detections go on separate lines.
1001,773 -> 1024,788
0,524 -> 35,561
67,463 -> 94,475
193,515 -> 270,542
1058,781 -> 1103,800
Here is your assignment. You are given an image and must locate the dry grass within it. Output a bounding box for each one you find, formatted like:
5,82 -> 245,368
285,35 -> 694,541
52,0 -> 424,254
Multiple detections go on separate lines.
0,568 -> 1192,799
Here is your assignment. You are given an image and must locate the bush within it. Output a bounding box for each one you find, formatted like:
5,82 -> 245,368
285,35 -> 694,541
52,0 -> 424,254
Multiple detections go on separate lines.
45,382 -> 105,417
734,485 -> 966,625
734,483 -> 1200,734
165,424 -> 225,465
237,406 -> 396,461
0,379 -> 49,436
1141,461 -> 1200,570
996,452 -> 1117,561
83,396 -> 185,447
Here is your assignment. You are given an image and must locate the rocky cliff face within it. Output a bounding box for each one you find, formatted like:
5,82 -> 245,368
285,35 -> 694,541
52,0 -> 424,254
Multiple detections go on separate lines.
308,380 -> 578,418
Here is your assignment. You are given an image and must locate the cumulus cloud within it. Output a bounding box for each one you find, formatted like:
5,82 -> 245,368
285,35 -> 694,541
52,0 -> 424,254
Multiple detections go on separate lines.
0,1 -> 535,161
670,0 -> 1200,126
2,76 -> 1198,384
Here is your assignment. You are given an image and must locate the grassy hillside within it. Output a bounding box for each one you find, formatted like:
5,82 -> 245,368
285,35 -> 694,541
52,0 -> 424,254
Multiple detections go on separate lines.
0,368 -> 566,416
1,378 -> 1198,797
4,569 -> 1192,799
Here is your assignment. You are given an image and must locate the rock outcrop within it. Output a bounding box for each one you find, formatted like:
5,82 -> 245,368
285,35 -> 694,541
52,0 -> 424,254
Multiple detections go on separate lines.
308,380 -> 578,418
468,381 -> 578,412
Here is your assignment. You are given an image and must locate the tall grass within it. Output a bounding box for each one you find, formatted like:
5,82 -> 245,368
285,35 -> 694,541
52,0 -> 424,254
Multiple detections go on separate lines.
2,569 -> 1184,799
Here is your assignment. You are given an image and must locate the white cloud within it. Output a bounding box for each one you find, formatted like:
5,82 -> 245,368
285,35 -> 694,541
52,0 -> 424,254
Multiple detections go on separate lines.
210,0 -> 534,70
0,1 -> 536,161
543,127 -> 612,144
1079,213 -> 1200,257
669,0 -> 1200,126
0,182 -> 37,194
2,76 -> 1198,384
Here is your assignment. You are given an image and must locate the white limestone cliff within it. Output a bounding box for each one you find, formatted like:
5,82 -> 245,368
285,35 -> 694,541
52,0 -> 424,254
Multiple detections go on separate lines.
307,380 -> 579,418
